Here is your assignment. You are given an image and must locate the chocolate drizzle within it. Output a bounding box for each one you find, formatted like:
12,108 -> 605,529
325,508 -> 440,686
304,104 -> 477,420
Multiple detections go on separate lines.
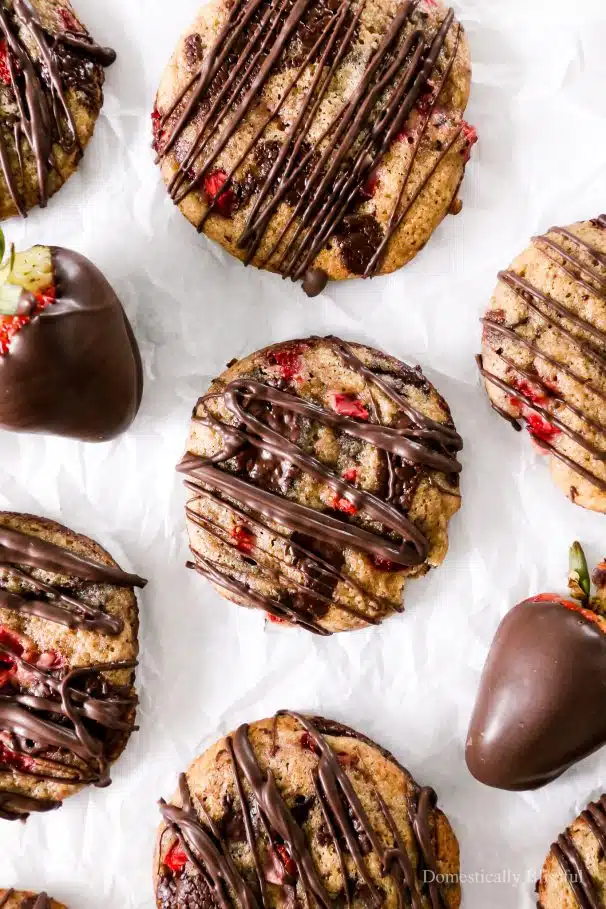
0,524 -> 146,635
0,0 -> 115,215
178,336 -> 461,634
479,220 -> 606,495
548,796 -> 606,909
157,713 -> 451,909
155,0 -> 469,291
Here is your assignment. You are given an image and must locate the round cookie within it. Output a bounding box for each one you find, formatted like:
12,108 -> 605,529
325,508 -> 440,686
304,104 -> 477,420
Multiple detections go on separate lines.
177,335 -> 462,634
153,0 -> 474,294
154,712 -> 461,909
0,511 -> 146,821
0,0 -> 116,218
478,216 -> 606,513
537,795 -> 606,908
0,892 -> 63,909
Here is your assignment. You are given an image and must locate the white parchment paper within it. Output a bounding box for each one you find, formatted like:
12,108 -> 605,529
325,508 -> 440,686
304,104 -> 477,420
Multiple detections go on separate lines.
0,0 -> 605,905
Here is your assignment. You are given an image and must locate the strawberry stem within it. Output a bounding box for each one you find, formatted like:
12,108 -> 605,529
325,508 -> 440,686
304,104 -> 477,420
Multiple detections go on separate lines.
568,541 -> 591,603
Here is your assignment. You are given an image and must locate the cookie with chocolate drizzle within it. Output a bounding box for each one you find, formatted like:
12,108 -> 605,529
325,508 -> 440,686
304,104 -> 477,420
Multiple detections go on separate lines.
0,0 -> 116,218
478,216 -> 606,513
0,891 -> 63,909
154,712 -> 461,909
537,794 -> 606,909
153,0 -> 474,295
178,335 -> 462,634
0,511 -> 146,821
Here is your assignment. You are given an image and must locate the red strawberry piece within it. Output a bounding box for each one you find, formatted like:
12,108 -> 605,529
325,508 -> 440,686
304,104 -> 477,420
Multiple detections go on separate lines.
275,844 -> 298,878
461,121 -> 478,162
0,40 -> 12,86
0,284 -> 57,357
59,6 -> 82,32
511,377 -> 548,407
266,612 -> 287,625
151,107 -> 165,152
525,413 -> 560,444
0,627 -> 23,687
0,740 -> 34,773
164,841 -> 188,873
371,555 -> 400,572
267,344 -> 307,381
328,392 -> 369,420
300,732 -> 321,755
342,468 -> 357,483
487,309 -> 506,324
231,524 -> 255,554
58,7 -> 81,32
337,751 -> 359,767
330,494 -> 357,516
203,170 -> 236,218
359,170 -> 379,200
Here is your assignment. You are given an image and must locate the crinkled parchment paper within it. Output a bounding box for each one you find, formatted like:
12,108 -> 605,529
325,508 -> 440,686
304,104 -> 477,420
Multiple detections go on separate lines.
0,0 -> 605,905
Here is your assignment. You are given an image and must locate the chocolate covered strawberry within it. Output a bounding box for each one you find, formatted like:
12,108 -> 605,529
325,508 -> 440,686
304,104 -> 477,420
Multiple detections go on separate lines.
0,230 -> 143,441
466,543 -> 606,791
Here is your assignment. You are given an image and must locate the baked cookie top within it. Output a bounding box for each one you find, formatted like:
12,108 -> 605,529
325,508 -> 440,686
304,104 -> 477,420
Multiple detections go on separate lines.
478,216 -> 606,513
0,0 -> 115,218
538,794 -> 606,909
154,712 -> 461,909
178,335 -> 462,634
0,511 -> 146,821
153,0 -> 474,294
0,892 -> 64,909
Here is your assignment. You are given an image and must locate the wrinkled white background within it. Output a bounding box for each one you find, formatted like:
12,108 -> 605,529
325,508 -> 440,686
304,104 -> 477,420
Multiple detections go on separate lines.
0,0 -> 605,905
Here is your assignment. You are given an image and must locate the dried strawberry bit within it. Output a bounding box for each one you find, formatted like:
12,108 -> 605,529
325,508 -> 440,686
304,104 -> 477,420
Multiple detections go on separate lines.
300,732 -> 321,755
486,308 -> 506,324
511,376 -> 548,407
231,524 -> 255,554
275,844 -> 298,878
328,392 -> 369,420
0,40 -> 12,86
266,612 -> 287,625
461,121 -> 478,162
203,170 -> 236,218
330,494 -> 357,516
359,170 -> 379,201
337,751 -> 359,767
342,468 -> 357,483
151,107 -> 165,152
164,841 -> 188,874
371,555 -> 400,572
58,7 -> 81,32
0,740 -> 34,773
525,413 -> 560,444
267,344 -> 307,381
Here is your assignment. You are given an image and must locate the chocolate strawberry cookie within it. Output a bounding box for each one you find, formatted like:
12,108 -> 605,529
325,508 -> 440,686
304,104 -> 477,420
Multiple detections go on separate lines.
478,216 -> 606,512
0,0 -> 115,218
154,712 -> 461,909
0,892 -> 62,909
0,232 -> 143,441
0,511 -> 146,821
178,335 -> 462,634
538,795 -> 606,909
466,543 -> 606,791
153,0 -> 474,295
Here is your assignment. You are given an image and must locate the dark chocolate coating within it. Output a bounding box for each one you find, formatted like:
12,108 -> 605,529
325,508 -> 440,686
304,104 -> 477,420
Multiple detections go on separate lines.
0,248 -> 142,442
466,599 -> 606,791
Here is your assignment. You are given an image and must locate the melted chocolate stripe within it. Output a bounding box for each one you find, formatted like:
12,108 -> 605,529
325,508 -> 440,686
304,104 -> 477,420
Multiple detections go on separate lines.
185,486 -> 395,615
552,226 -> 606,268
187,554 -> 330,634
553,834 -> 600,909
533,236 -> 606,298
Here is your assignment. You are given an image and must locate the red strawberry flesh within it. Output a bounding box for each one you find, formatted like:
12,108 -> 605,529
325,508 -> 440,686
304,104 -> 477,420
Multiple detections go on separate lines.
203,170 -> 236,218
328,393 -> 369,420
231,525 -> 255,554
165,841 -> 188,873
267,344 -> 306,381
0,284 -> 56,356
